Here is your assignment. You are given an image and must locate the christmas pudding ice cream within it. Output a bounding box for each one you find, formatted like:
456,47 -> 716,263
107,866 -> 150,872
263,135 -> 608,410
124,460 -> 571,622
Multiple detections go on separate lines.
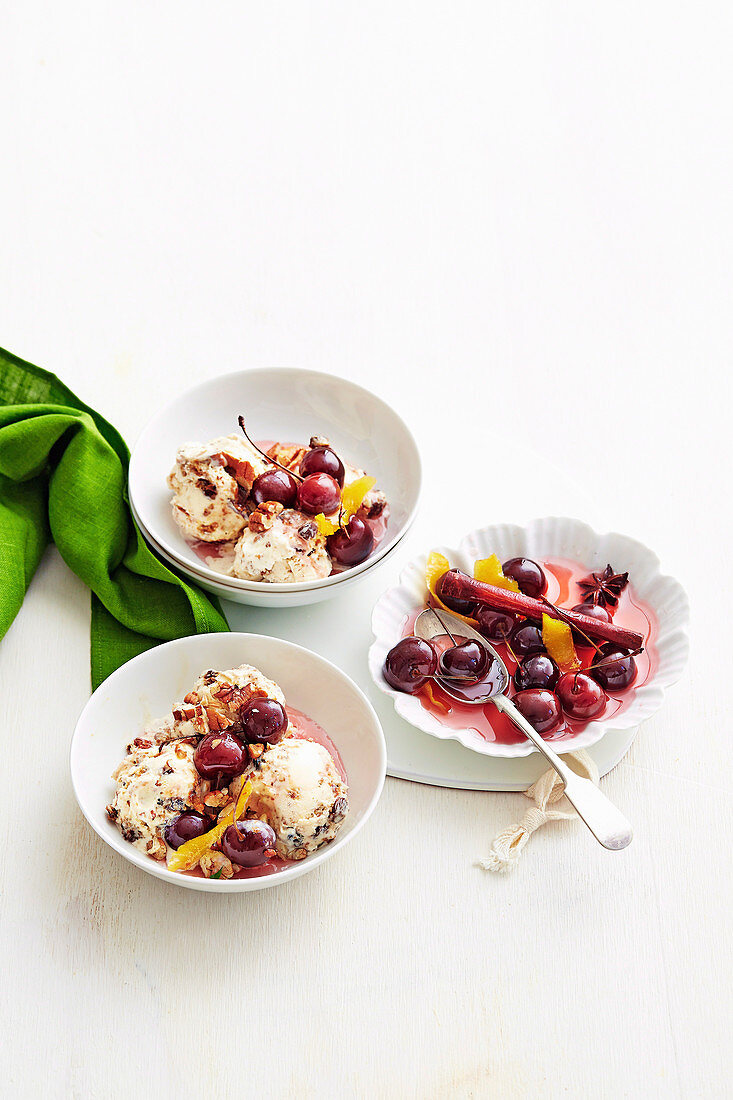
106,662 -> 349,879
167,418 -> 388,583
167,433 -> 269,542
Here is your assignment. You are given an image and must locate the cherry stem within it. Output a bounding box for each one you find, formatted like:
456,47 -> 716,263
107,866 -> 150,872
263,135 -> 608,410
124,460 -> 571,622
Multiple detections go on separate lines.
237,415 -> 303,482
432,607 -> 458,646
430,670 -> 480,684
582,646 -> 643,674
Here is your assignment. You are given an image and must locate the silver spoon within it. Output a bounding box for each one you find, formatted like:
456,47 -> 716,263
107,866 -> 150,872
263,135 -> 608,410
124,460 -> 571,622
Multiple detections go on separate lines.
415,607 -> 633,850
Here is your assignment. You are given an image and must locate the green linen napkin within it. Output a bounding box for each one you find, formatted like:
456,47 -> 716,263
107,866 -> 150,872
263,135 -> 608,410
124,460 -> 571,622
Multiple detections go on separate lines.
0,346 -> 229,689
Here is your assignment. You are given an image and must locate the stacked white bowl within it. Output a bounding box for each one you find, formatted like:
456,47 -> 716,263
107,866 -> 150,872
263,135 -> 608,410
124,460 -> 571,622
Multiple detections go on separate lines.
128,369 -> 422,607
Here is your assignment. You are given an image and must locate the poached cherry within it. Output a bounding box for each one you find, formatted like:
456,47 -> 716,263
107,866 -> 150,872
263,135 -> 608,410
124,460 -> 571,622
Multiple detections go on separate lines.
591,644 -> 637,691
194,732 -> 247,785
327,516 -> 374,566
556,672 -> 606,720
165,811 -> 211,850
502,557 -> 547,599
476,606 -> 516,643
300,446 -> 345,487
297,473 -> 342,516
513,689 -> 563,735
514,653 -> 559,692
250,468 -> 299,508
438,640 -> 489,682
435,570 -> 475,616
221,819 -> 277,868
509,621 -> 545,657
241,697 -> 288,744
384,637 -> 437,694
570,602 -> 612,644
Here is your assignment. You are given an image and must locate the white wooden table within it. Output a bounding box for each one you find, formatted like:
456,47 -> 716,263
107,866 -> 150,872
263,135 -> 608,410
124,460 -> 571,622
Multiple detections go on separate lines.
1,6 -> 730,1097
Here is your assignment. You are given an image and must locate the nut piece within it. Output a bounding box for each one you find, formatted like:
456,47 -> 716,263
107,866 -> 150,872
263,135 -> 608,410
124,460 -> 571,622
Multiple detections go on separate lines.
199,851 -> 234,879
248,500 -> 285,532
146,836 -> 167,861
203,789 -> 231,809
267,442 -> 307,472
248,743 -> 265,760
217,453 -> 258,491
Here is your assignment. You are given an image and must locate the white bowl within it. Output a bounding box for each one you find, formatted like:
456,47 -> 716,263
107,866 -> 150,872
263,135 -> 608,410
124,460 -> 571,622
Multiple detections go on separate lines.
71,633 -> 387,891
128,369 -> 421,607
369,517 -> 690,759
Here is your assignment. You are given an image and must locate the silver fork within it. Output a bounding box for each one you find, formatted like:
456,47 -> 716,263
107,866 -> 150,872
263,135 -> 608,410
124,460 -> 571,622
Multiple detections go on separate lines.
415,607 -> 633,850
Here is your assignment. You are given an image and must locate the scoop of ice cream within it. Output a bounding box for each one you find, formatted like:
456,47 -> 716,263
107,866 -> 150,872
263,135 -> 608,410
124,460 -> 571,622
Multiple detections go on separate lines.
244,738 -> 348,859
232,507 -> 331,583
167,433 -> 270,542
172,664 -> 288,738
188,664 -> 286,706
107,740 -> 199,860
133,711 -> 200,750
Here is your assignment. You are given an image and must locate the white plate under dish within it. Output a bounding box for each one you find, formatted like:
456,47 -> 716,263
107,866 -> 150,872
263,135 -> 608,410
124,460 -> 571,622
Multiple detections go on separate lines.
128,369 -> 421,607
369,517 -> 690,760
71,633 -> 387,891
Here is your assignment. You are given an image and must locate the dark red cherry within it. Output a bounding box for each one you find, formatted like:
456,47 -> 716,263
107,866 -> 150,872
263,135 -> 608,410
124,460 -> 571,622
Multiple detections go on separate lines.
571,602 -> 612,643
384,637 -> 437,694
194,732 -> 247,785
327,516 -> 374,566
502,557 -> 547,599
438,640 -> 489,682
300,446 -> 345,487
435,570 -> 475,616
241,697 -> 288,744
591,644 -> 637,691
250,468 -> 299,508
557,672 -> 606,720
476,606 -> 516,643
297,473 -> 342,515
509,621 -> 545,657
165,811 -> 211,850
514,654 -> 559,692
221,819 -> 277,867
513,689 -> 563,735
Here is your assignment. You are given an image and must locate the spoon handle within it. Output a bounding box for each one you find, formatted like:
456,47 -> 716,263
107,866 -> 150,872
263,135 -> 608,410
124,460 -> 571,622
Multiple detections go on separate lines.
493,694 -> 633,851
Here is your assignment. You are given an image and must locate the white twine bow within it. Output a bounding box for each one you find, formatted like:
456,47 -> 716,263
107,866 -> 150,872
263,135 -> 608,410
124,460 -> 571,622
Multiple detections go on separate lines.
478,750 -> 600,874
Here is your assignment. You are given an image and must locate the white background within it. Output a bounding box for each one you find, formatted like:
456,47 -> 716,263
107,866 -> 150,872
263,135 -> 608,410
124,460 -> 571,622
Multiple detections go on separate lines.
1,4 -> 731,1098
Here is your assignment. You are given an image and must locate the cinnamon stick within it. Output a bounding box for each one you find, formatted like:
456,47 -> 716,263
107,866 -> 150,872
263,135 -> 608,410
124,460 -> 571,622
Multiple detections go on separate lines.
439,571 -> 644,651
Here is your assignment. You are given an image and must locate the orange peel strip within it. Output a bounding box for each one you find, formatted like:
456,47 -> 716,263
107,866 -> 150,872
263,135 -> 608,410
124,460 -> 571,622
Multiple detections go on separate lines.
314,475 -> 377,537
541,613 -> 580,672
167,779 -> 254,873
473,554 -> 520,592
421,680 -> 451,714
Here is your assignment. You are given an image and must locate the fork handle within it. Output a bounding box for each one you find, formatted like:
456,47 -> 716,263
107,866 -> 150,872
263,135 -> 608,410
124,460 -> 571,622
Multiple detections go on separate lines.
493,694 -> 633,851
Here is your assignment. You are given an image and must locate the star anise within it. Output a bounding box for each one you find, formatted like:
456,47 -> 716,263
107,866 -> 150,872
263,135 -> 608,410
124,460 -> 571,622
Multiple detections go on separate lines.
578,564 -> 629,608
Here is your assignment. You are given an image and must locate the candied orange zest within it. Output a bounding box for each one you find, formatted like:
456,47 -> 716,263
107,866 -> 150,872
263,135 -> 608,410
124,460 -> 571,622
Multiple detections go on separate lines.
343,475 -> 376,515
314,475 -> 377,537
314,513 -> 339,537
473,554 -> 520,592
426,551 -> 450,600
542,613 -> 580,672
421,680 -> 451,714
167,779 -> 254,872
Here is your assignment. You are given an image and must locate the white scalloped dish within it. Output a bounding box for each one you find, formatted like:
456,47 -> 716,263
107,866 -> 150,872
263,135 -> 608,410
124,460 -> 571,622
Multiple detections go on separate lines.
369,518 -> 689,760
